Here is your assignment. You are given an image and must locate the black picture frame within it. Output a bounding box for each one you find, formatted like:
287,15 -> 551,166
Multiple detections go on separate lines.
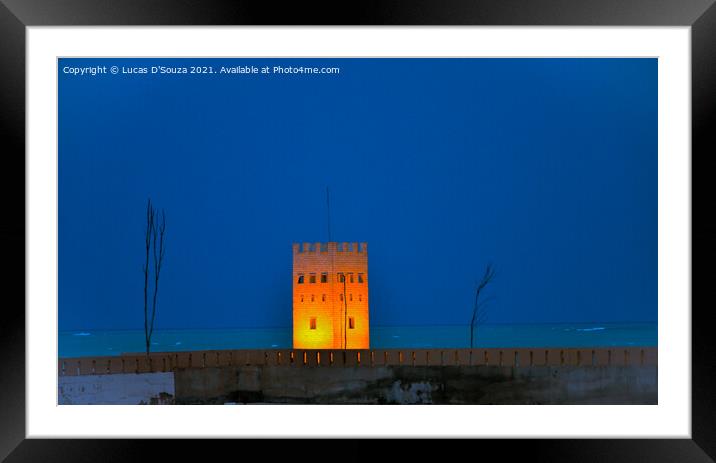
1,0 -> 713,460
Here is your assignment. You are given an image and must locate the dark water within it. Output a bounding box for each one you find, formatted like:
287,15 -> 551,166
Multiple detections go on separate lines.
59,323 -> 656,357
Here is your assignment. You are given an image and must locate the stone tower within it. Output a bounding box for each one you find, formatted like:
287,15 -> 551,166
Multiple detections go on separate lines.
292,242 -> 369,349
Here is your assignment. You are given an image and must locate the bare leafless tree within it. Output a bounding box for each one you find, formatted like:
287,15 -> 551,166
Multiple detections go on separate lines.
470,263 -> 495,349
143,198 -> 166,356
143,200 -> 153,356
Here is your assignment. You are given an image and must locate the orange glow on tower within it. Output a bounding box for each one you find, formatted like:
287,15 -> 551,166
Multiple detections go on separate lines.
292,242 -> 369,349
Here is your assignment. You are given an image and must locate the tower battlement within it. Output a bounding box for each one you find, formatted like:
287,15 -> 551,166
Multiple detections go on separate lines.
292,242 -> 367,254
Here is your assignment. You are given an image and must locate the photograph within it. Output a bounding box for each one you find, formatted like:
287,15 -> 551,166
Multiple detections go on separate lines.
3,0 -> 712,455
57,57 -> 658,405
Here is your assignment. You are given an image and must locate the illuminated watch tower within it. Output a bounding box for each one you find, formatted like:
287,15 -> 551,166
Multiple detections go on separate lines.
292,242 -> 369,349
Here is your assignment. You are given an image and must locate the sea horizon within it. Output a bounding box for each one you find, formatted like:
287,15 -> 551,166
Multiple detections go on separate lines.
59,321 -> 657,358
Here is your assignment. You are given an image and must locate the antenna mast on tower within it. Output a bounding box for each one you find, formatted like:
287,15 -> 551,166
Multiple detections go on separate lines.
326,186 -> 332,243
326,186 -> 342,347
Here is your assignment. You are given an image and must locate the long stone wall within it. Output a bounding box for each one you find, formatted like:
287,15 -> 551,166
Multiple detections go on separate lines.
57,347 -> 657,404
58,347 -> 657,375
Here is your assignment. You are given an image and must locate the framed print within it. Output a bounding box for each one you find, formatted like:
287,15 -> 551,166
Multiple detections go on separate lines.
2,0 -> 714,460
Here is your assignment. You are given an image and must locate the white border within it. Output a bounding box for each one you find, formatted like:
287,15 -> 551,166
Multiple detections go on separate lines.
27,27 -> 690,438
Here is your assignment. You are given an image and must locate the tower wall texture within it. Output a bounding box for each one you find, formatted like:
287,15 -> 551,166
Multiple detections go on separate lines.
292,242 -> 369,349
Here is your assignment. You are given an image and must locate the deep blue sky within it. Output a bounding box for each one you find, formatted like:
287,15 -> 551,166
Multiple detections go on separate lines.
59,58 -> 657,331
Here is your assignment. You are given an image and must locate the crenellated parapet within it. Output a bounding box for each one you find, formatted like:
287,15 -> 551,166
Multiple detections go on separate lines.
293,242 -> 367,254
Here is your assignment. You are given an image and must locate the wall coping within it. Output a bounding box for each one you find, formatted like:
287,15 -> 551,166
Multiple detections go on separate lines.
58,347 -> 657,376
